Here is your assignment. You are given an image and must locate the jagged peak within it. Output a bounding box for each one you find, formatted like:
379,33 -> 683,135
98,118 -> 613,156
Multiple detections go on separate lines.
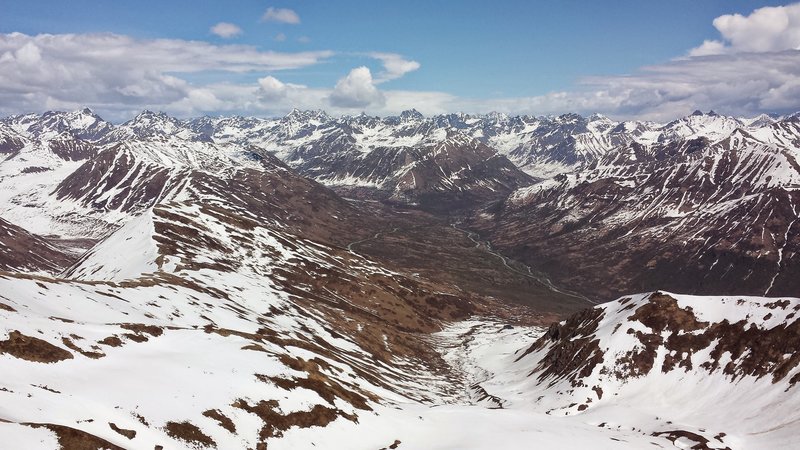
555,112 -> 584,123
125,110 -> 183,127
124,110 -> 176,126
284,108 -> 330,121
136,109 -> 168,118
588,113 -> 611,122
400,108 -> 424,121
687,109 -> 726,119
484,111 -> 509,121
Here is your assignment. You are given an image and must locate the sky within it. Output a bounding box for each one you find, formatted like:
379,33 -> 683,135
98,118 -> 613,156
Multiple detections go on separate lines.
0,0 -> 799,121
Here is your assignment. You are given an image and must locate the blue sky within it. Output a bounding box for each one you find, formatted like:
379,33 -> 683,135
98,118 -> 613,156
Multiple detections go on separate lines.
1,1 -> 799,120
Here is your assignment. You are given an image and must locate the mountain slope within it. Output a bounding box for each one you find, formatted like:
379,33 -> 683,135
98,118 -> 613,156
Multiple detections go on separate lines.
0,146 -> 509,449
471,120 -> 800,299
503,291 -> 800,449
0,217 -> 72,273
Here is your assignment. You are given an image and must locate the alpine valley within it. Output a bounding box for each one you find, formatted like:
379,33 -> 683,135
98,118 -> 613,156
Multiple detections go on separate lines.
1,107 -> 799,450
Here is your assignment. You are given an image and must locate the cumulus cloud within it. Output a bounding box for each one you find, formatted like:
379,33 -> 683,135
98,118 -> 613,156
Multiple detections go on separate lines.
328,66 -> 386,108
688,40 -> 728,57
274,32 -> 286,42
261,7 -> 300,24
258,76 -> 288,99
367,52 -> 421,83
0,32 -> 332,118
210,22 -> 242,38
689,3 -> 800,56
256,75 -> 308,102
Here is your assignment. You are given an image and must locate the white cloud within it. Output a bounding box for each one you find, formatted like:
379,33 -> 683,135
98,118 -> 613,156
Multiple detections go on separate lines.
274,32 -> 286,42
261,7 -> 300,24
167,88 -> 225,115
257,75 -> 291,101
689,3 -> 800,56
0,32 -> 331,73
312,49 -> 800,120
0,32 -> 332,119
258,76 -> 286,94
297,36 -> 311,44
328,66 -> 385,108
687,40 -> 727,57
210,22 -> 242,39
367,52 -> 421,83
13,41 -> 42,65
450,50 -> 800,121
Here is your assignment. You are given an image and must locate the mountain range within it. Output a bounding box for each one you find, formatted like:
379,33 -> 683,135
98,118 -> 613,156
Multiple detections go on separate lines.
1,106 -> 799,449
2,106 -> 798,296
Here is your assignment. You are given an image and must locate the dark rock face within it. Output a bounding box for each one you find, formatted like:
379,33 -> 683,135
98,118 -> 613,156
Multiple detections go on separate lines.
48,138 -> 97,161
381,138 -> 535,212
0,127 -> 27,156
516,306 -> 605,387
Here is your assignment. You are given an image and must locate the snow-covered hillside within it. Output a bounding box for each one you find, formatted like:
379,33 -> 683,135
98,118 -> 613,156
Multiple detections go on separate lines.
0,171 -> 490,449
508,291 -> 800,448
21,290 -> 782,450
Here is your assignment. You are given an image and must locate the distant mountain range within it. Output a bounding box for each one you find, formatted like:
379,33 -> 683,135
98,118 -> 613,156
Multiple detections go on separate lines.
2,107 -> 798,296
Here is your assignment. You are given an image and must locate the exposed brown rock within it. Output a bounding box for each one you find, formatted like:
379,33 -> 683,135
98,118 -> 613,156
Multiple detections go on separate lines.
62,337 -> 105,359
108,422 -> 136,439
257,371 -> 372,411
0,331 -> 73,363
98,336 -> 123,347
232,399 -> 354,442
525,292 -> 800,393
202,409 -> 236,433
164,421 -> 215,448
652,430 -> 731,450
26,423 -> 124,450
119,323 -> 163,337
